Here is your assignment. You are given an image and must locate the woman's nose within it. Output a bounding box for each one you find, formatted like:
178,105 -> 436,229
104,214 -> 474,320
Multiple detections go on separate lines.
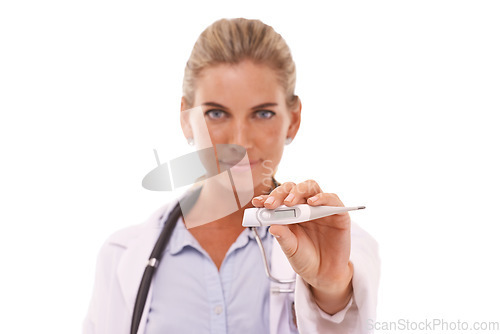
230,121 -> 253,148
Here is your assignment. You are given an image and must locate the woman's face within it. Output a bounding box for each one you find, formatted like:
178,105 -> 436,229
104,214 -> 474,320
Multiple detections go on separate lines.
181,59 -> 301,194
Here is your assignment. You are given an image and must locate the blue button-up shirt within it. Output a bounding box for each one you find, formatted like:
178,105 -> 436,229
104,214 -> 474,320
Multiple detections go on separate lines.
144,216 -> 273,334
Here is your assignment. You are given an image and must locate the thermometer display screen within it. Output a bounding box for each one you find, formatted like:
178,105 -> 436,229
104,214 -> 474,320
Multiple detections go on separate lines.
271,209 -> 296,219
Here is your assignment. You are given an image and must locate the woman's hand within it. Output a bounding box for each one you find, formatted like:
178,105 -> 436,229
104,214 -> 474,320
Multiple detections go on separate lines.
252,180 -> 354,315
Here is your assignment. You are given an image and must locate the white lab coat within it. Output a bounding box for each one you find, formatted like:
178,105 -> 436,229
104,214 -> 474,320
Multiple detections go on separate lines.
83,195 -> 380,334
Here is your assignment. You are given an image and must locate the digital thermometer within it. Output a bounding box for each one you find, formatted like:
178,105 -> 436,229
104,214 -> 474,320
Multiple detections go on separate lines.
242,204 -> 366,227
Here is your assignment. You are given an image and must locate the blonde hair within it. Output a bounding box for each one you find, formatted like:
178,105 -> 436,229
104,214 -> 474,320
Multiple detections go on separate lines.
182,18 -> 298,109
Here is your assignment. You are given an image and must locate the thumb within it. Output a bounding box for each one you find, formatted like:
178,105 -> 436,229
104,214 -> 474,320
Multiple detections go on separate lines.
269,225 -> 298,258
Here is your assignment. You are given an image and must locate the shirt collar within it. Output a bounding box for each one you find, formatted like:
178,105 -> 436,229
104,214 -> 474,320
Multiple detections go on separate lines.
167,216 -> 198,255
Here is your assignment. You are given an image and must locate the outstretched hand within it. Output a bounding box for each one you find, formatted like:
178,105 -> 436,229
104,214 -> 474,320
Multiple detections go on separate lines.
252,180 -> 354,315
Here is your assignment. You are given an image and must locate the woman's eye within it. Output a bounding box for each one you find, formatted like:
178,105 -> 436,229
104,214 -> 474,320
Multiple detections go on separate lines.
254,110 -> 276,119
205,109 -> 227,120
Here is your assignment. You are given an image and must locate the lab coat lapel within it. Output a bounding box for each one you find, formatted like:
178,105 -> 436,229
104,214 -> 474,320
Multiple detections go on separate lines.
116,225 -> 161,324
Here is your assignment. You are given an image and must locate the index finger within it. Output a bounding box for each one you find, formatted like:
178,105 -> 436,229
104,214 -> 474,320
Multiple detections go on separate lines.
282,179 -> 323,206
263,181 -> 297,209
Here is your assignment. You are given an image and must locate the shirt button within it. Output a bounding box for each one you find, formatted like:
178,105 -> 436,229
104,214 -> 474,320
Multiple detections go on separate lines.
214,305 -> 223,315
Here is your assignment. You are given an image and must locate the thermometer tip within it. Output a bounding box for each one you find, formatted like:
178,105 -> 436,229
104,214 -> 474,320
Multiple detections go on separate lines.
358,206 -> 366,210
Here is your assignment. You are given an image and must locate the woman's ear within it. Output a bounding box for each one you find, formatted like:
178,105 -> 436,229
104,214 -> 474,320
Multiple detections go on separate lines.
180,96 -> 193,140
286,96 -> 302,140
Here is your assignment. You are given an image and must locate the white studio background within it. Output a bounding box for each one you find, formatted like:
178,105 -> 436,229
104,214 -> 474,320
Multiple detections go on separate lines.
1,1 -> 499,333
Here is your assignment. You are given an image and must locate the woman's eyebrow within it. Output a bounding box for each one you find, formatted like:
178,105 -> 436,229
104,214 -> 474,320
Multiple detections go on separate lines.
202,102 -> 227,109
201,102 -> 278,110
251,103 -> 278,110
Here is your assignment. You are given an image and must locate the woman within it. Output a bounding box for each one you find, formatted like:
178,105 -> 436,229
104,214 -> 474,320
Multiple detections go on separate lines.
84,18 -> 380,334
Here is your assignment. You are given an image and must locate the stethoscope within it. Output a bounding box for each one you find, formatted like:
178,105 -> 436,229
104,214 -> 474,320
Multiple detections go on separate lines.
130,178 -> 296,334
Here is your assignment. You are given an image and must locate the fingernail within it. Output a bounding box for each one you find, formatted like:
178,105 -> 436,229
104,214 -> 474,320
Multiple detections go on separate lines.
309,195 -> 318,202
269,231 -> 280,239
284,193 -> 295,202
264,196 -> 275,205
254,196 -> 263,201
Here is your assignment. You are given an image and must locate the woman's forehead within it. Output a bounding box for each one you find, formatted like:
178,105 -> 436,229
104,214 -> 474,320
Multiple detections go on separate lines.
194,61 -> 286,106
